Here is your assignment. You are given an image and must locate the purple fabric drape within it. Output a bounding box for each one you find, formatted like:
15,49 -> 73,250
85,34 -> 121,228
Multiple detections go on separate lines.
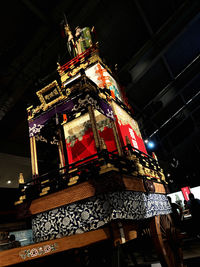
28,93 -> 114,137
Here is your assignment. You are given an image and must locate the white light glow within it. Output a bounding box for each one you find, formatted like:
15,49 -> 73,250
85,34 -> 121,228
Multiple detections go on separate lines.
147,141 -> 155,149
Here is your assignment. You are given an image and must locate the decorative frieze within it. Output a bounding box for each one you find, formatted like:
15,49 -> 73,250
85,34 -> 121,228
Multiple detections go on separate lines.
19,243 -> 58,260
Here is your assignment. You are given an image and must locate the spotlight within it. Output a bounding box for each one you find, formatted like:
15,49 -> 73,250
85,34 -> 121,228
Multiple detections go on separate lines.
7,180 -> 12,184
147,141 -> 155,149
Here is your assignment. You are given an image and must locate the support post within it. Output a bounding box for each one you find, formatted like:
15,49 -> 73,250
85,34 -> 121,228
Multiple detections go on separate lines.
27,105 -> 39,178
56,114 -> 68,173
58,138 -> 66,170
88,105 -> 101,152
110,102 -> 123,156
30,136 -> 39,177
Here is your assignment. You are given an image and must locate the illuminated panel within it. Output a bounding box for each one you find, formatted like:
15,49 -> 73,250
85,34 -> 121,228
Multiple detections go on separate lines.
63,113 -> 97,164
181,186 -> 191,201
112,102 -> 147,154
63,110 -> 117,164
85,63 -> 122,101
94,110 -> 117,152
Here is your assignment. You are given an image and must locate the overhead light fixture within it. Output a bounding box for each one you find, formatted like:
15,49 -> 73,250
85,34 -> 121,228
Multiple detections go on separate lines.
146,141 -> 155,149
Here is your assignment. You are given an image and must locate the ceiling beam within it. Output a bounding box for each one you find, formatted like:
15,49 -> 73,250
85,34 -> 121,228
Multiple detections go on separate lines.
20,0 -> 50,24
142,53 -> 200,115
121,0 -> 200,84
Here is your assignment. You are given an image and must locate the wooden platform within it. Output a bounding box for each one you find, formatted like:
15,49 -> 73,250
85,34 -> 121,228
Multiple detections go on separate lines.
0,227 -> 111,266
0,221 -> 139,266
28,174 -> 166,215
2,172 -> 167,266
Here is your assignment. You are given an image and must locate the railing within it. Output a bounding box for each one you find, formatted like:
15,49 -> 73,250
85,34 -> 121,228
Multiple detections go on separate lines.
16,146 -> 164,203
124,145 -> 161,171
59,45 -> 98,73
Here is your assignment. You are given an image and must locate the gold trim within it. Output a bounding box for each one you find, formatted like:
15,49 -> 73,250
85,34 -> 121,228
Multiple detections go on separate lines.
99,165 -> 119,174
36,80 -> 66,111
60,53 -> 104,84
33,136 -> 39,176
30,137 -> 35,175
41,179 -> 49,184
68,168 -> 78,174
26,105 -> 33,111
30,136 -> 39,177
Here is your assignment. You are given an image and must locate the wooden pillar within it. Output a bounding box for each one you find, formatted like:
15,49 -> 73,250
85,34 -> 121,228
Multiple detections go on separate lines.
110,221 -> 138,247
88,105 -> 101,152
27,105 -> 38,178
30,136 -> 39,177
57,129 -> 67,174
58,139 -> 65,169
110,102 -> 123,156
111,120 -> 123,156
56,114 -> 68,173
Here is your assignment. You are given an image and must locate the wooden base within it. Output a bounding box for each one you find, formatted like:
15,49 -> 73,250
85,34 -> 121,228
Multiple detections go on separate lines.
28,174 -> 166,215
0,215 -> 184,267
0,228 -> 110,266
0,221 -> 139,266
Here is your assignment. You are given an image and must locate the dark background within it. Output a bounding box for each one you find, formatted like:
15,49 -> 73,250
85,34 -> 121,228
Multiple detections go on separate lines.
0,0 -> 200,193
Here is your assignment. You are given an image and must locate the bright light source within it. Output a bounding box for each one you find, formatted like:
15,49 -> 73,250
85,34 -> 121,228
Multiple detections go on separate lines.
144,139 -> 148,143
7,180 -> 12,184
147,141 -> 155,149
167,173 -> 171,177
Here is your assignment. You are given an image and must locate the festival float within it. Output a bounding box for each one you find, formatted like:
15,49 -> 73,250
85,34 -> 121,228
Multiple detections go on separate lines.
0,20 -> 184,267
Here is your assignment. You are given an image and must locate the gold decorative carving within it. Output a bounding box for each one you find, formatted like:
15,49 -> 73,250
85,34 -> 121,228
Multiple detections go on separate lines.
19,173 -> 24,184
60,54 -> 104,84
36,80 -> 66,111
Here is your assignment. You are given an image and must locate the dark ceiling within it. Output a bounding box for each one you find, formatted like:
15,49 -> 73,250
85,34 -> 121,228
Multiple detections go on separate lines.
0,0 -> 200,190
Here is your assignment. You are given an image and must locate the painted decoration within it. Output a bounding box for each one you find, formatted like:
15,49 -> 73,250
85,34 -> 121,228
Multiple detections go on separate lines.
63,110 -> 117,164
62,63 -> 122,101
36,80 -> 65,111
28,93 -> 114,137
32,192 -> 171,243
112,102 -> 147,154
19,243 -> 58,260
181,186 -> 191,201
95,110 -> 117,152
63,112 -> 97,164
85,63 -> 122,100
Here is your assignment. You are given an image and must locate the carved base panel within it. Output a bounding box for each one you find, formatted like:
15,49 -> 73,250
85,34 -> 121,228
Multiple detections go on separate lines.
32,191 -> 171,243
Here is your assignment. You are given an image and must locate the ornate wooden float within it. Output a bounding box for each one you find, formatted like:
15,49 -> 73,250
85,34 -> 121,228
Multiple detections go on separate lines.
0,23 -> 184,267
